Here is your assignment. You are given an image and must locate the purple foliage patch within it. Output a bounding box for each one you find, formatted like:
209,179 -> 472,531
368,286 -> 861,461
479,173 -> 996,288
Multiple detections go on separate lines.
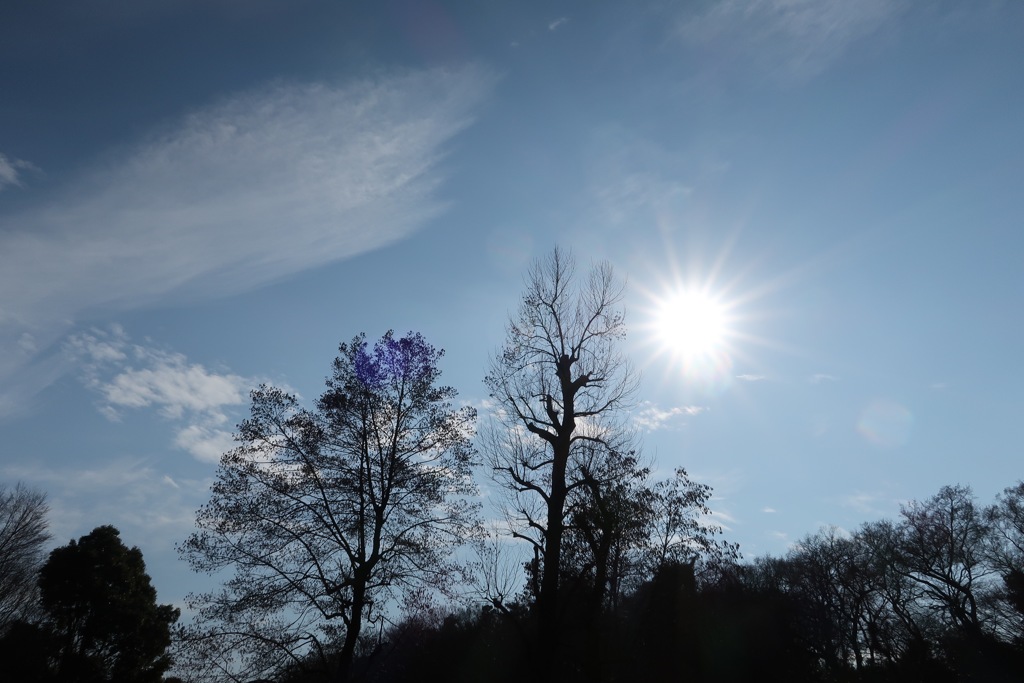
354,333 -> 435,389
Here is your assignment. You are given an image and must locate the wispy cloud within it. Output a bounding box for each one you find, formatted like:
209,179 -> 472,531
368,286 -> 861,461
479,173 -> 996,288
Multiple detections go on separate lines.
809,373 -> 839,384
0,457 -> 207,545
0,66 -> 492,417
0,152 -> 39,190
840,490 -> 887,516
0,456 -> 213,606
762,506 -> 777,514
593,170 -> 693,226
708,505 -> 737,532
736,373 -> 767,382
675,0 -> 908,82
67,327 -> 254,463
548,17 -> 568,31
634,401 -> 705,432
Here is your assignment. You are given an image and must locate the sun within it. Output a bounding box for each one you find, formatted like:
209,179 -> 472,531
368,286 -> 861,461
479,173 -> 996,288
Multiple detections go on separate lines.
653,290 -> 730,360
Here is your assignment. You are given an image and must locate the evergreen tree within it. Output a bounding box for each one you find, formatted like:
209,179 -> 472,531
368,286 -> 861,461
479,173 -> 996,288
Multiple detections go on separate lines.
38,525 -> 178,682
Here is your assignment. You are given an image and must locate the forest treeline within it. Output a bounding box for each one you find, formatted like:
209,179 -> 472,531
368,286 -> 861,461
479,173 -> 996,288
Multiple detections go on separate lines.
342,480 -> 1024,683
1,249 -> 1022,682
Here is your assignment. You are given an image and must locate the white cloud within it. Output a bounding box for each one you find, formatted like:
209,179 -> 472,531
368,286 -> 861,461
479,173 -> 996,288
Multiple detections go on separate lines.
809,373 -> 838,384
762,506 -> 777,513
548,17 -> 568,31
0,66 -> 492,416
0,152 -> 38,191
173,424 -> 237,464
675,0 -> 908,82
0,457 -> 208,544
736,374 -> 767,381
708,506 -> 737,530
103,361 -> 246,419
66,326 -> 129,365
67,327 -> 254,463
634,401 -> 705,431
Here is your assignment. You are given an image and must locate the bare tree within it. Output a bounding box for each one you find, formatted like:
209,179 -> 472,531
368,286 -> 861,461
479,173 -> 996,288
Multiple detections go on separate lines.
985,482 -> 1024,635
180,332 -> 479,682
985,482 -> 1024,575
484,247 -> 638,659
468,525 -> 528,616
893,485 -> 996,636
0,483 -> 50,630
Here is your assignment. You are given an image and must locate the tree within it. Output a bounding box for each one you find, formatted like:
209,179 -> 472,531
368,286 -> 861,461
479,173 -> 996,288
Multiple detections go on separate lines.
484,247 -> 637,666
180,331 -> 479,682
0,482 -> 50,631
642,467 -> 739,581
782,527 -> 885,671
985,482 -> 1024,638
37,525 -> 178,682
560,446 -> 650,615
560,461 -> 737,616
894,485 -> 995,636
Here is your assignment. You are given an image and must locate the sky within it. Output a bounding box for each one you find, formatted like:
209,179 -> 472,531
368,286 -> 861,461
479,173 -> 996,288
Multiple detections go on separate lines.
2,0 -> 1023,616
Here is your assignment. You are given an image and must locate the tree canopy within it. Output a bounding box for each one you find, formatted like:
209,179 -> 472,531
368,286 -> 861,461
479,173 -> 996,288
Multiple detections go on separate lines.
180,331 -> 479,682
37,525 -> 178,682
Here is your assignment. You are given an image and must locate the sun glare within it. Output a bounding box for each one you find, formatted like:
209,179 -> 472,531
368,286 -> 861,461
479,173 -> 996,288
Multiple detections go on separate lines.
654,290 -> 729,360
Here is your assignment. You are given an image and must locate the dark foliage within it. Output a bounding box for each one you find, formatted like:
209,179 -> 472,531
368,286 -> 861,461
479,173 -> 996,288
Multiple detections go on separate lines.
258,484 -> 1024,683
0,619 -> 58,682
1,525 -> 180,683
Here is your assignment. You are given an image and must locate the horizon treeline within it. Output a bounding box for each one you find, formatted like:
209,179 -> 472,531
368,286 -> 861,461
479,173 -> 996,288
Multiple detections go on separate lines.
1,249 -> 1022,682
4,478 -> 1023,681
331,480 -> 1024,683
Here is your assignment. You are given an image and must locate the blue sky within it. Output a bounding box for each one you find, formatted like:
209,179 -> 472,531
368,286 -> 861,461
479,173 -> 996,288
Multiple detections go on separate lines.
2,0 -> 1023,612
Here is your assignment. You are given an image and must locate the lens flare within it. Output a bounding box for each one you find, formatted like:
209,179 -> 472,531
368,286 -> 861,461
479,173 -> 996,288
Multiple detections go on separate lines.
858,399 -> 913,448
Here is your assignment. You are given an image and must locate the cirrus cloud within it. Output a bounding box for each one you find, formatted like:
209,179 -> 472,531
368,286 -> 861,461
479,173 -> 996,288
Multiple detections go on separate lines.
0,65 -> 493,417
675,0 -> 909,83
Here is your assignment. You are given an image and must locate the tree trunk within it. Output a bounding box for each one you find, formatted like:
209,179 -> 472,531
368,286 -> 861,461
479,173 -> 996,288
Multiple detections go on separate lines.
337,581 -> 366,683
539,450 -> 567,663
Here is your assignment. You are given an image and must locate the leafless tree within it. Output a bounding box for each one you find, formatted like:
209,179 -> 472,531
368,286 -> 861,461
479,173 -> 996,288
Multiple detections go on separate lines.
483,247 -> 638,657
984,481 -> 1024,636
985,481 -> 1024,575
0,483 -> 50,630
893,485 -> 996,636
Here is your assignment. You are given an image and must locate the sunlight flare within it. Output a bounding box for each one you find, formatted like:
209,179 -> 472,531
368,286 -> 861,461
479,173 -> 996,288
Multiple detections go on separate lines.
654,290 -> 729,360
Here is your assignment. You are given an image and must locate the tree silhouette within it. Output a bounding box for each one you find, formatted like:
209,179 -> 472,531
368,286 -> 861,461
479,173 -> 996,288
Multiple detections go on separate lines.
484,247 -> 637,674
642,467 -> 739,579
986,482 -> 1024,638
0,482 -> 50,630
894,485 -> 994,636
180,331 -> 479,682
37,525 -> 178,682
